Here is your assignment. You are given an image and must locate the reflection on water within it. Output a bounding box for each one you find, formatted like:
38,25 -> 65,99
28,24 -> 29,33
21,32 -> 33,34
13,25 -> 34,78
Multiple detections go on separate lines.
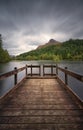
0,60 -> 83,100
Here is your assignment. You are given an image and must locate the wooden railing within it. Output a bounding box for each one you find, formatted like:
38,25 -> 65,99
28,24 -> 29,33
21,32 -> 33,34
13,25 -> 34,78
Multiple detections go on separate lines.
43,64 -> 56,76
56,66 -> 83,104
0,65 -> 27,85
0,64 -> 83,87
27,65 -> 41,76
56,66 -> 83,85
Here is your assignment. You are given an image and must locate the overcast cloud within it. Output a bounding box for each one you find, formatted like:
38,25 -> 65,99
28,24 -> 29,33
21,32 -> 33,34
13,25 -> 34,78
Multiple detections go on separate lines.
0,0 -> 83,55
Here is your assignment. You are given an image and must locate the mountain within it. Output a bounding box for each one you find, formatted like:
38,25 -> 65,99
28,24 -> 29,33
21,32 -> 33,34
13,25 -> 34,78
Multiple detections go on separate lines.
16,39 -> 83,61
37,39 -> 61,49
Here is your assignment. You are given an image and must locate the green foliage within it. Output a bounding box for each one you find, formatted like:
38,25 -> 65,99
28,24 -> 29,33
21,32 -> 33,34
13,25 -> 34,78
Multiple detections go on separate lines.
0,34 -> 2,48
0,49 -> 10,62
0,34 -> 10,63
16,39 -> 83,61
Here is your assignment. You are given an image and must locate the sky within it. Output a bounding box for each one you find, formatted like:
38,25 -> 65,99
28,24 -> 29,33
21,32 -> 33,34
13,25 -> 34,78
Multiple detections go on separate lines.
0,0 -> 83,55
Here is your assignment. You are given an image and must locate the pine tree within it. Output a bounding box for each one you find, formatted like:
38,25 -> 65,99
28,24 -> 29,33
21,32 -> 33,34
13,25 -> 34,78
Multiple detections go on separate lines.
0,34 -> 10,62
0,34 -> 2,48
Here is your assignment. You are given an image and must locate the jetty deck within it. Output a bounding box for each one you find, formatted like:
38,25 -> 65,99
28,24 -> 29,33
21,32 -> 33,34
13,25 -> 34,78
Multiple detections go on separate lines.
0,65 -> 83,130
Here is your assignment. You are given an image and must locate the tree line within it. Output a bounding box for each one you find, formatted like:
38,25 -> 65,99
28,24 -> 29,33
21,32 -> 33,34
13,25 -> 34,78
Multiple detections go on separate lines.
0,34 -> 10,63
16,39 -> 83,61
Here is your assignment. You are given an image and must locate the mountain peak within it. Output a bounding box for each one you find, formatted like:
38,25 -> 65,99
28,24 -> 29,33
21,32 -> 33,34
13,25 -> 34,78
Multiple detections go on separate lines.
37,39 -> 61,49
48,39 -> 57,43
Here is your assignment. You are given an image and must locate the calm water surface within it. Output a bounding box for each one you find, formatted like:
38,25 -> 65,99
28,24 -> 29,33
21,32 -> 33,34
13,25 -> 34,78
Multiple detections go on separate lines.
0,60 -> 83,100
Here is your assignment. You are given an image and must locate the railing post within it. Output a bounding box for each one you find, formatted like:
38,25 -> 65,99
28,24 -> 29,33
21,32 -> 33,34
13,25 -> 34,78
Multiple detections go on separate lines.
31,64 -> 32,76
39,65 -> 41,76
26,65 -> 27,77
56,64 -> 58,76
43,65 -> 44,76
14,67 -> 17,85
65,67 -> 68,85
51,65 -> 53,76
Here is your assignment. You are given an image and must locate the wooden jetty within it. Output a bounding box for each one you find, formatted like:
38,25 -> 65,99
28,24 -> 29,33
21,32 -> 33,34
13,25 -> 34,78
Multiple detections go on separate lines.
0,64 -> 83,130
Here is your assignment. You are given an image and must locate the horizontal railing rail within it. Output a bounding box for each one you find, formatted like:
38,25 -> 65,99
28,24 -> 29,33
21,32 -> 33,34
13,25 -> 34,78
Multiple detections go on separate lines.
58,67 -> 83,82
57,66 -> 83,85
0,66 -> 26,80
0,70 -> 17,80
43,65 -> 56,68
28,65 -> 40,68
0,65 -> 27,85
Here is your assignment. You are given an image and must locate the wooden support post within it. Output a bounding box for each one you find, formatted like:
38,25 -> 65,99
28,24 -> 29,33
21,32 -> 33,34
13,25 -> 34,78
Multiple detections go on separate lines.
56,64 -> 58,76
65,67 -> 68,85
43,65 -> 45,76
39,65 -> 41,76
51,65 -> 53,76
41,65 -> 43,77
14,67 -> 17,85
26,65 -> 27,77
31,65 -> 32,76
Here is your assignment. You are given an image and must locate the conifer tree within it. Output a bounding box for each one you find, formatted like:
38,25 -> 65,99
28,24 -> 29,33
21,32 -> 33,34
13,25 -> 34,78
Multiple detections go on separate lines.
0,34 -> 2,48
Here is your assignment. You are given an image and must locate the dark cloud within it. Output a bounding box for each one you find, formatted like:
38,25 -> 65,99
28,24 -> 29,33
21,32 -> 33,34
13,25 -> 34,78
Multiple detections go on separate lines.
0,0 -> 83,55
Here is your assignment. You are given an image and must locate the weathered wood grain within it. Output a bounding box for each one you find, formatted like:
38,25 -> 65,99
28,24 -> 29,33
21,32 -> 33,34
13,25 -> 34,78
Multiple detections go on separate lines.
0,78 -> 83,130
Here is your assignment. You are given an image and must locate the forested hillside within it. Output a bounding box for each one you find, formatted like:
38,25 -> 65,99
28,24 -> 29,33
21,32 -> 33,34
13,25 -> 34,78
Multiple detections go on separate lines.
16,39 -> 83,61
0,34 -> 10,63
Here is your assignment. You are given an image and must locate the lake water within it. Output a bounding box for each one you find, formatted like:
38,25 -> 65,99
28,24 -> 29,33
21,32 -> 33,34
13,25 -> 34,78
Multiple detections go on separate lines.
0,60 -> 83,100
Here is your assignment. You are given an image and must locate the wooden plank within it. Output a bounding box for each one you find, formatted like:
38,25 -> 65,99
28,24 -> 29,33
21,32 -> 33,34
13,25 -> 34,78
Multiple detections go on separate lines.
0,78 -> 83,129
